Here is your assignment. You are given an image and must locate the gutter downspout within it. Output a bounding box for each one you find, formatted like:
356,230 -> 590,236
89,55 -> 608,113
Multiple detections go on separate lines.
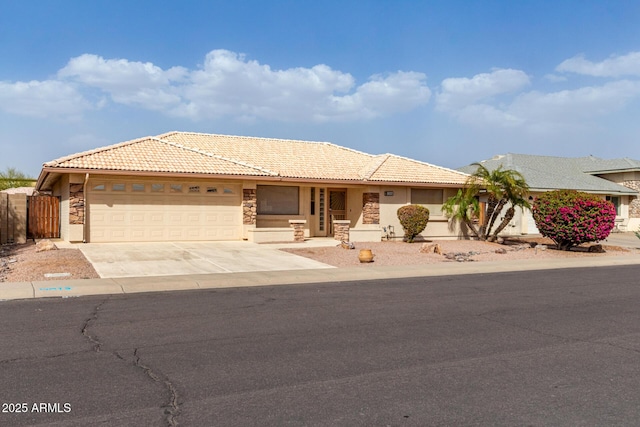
83,173 -> 89,243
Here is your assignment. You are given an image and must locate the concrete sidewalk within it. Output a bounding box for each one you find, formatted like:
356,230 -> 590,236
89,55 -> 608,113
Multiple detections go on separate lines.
2,253 -> 640,301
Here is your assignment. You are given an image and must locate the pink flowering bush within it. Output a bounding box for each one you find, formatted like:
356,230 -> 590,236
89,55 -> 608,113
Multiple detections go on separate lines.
532,190 -> 616,251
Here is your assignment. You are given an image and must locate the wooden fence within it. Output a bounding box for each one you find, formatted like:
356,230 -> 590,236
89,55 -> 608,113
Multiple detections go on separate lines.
27,195 -> 60,239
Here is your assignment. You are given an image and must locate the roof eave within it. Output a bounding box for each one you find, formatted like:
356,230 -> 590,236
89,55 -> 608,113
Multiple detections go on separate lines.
585,168 -> 640,174
528,186 -> 635,195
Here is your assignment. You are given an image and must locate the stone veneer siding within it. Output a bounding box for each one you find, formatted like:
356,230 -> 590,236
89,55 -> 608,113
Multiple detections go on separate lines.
69,184 -> 85,225
623,180 -> 640,218
333,220 -> 350,241
362,192 -> 380,225
289,220 -> 306,242
243,189 -> 257,225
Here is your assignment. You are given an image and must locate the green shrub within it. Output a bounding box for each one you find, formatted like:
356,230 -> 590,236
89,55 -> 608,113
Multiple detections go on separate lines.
397,205 -> 430,243
532,190 -> 616,251
635,226 -> 640,240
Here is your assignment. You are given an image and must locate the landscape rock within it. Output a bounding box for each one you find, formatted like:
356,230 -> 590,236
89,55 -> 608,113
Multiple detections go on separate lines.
444,252 -> 476,262
420,243 -> 442,254
339,241 -> 355,249
588,244 -> 605,253
495,248 -> 507,254
36,240 -> 58,252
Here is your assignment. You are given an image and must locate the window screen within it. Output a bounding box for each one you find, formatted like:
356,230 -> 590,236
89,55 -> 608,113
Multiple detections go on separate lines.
411,189 -> 443,205
257,185 -> 299,215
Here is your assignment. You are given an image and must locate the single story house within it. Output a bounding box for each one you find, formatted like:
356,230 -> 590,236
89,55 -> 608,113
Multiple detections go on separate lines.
458,153 -> 640,235
36,131 -> 471,243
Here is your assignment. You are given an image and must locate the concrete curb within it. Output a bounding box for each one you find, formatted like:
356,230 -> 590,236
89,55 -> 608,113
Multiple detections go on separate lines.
2,254 -> 640,301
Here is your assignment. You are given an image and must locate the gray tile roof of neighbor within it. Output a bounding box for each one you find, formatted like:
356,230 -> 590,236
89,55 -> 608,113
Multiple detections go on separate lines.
458,153 -> 637,195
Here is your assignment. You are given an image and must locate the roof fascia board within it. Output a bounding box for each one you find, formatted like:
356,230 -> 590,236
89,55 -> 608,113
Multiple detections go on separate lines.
528,186 -> 634,195
585,168 -> 640,174
40,169 -> 469,187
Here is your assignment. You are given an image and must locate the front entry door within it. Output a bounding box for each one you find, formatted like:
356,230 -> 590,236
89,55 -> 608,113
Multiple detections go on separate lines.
329,190 -> 346,235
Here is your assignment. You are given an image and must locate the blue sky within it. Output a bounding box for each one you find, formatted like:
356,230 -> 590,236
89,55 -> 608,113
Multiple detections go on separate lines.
2,1 -> 640,178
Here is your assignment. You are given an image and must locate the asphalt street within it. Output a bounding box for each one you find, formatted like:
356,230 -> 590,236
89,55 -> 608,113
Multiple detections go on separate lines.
2,265 -> 640,426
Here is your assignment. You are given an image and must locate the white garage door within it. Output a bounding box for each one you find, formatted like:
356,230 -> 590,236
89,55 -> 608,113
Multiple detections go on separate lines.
88,180 -> 242,242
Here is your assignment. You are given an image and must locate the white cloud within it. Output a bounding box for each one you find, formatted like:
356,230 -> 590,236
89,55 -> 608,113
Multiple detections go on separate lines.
453,104 -> 525,128
58,54 -> 187,110
320,71 -> 431,121
52,49 -> 430,122
436,69 -> 530,111
0,80 -> 91,118
437,66 -> 640,135
556,52 -> 640,77
510,80 -> 640,122
544,74 -> 568,83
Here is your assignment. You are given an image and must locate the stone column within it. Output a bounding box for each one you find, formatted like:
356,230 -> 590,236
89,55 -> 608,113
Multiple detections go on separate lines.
69,184 -> 85,225
333,219 -> 351,241
362,192 -> 380,224
623,180 -> 640,218
289,220 -> 307,242
243,189 -> 257,225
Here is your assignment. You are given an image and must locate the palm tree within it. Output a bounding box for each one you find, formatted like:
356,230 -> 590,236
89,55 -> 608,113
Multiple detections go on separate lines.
442,189 -> 481,239
443,163 -> 530,242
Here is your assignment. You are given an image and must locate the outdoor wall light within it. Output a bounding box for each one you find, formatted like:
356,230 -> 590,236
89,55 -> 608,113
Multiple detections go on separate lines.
384,191 -> 394,196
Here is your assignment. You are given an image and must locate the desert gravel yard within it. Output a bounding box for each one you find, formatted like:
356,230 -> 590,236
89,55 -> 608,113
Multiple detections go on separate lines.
280,238 -> 639,268
1,237 -> 638,283
0,241 -> 99,283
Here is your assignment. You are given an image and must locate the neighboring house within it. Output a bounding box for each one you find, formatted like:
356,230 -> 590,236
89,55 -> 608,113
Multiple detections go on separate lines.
459,154 -> 640,235
36,131 -> 470,243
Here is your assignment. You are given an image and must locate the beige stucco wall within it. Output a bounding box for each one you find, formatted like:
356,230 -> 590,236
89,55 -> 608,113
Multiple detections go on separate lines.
252,183 -> 465,241
53,174 -> 70,242
47,173 -> 469,242
377,186 -> 462,240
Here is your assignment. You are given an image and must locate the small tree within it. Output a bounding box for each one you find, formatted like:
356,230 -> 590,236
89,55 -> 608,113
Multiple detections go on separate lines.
442,189 -> 481,237
397,205 -> 430,243
442,164 -> 530,242
533,190 -> 616,251
0,167 -> 34,191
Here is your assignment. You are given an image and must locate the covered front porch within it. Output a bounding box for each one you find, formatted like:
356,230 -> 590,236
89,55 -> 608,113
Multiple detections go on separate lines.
242,183 -> 383,243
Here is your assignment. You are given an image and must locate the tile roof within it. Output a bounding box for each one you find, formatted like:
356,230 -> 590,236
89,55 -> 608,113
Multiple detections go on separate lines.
365,154 -> 471,184
458,153 -> 637,195
40,131 -> 469,185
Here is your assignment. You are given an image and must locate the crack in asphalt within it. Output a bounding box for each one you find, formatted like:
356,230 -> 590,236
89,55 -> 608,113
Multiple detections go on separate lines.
81,298 -> 110,352
134,348 -> 181,427
80,298 -> 181,425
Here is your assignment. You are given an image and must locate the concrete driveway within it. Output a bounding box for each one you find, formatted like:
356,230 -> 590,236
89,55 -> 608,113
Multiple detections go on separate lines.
75,241 -> 334,278
603,231 -> 640,249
